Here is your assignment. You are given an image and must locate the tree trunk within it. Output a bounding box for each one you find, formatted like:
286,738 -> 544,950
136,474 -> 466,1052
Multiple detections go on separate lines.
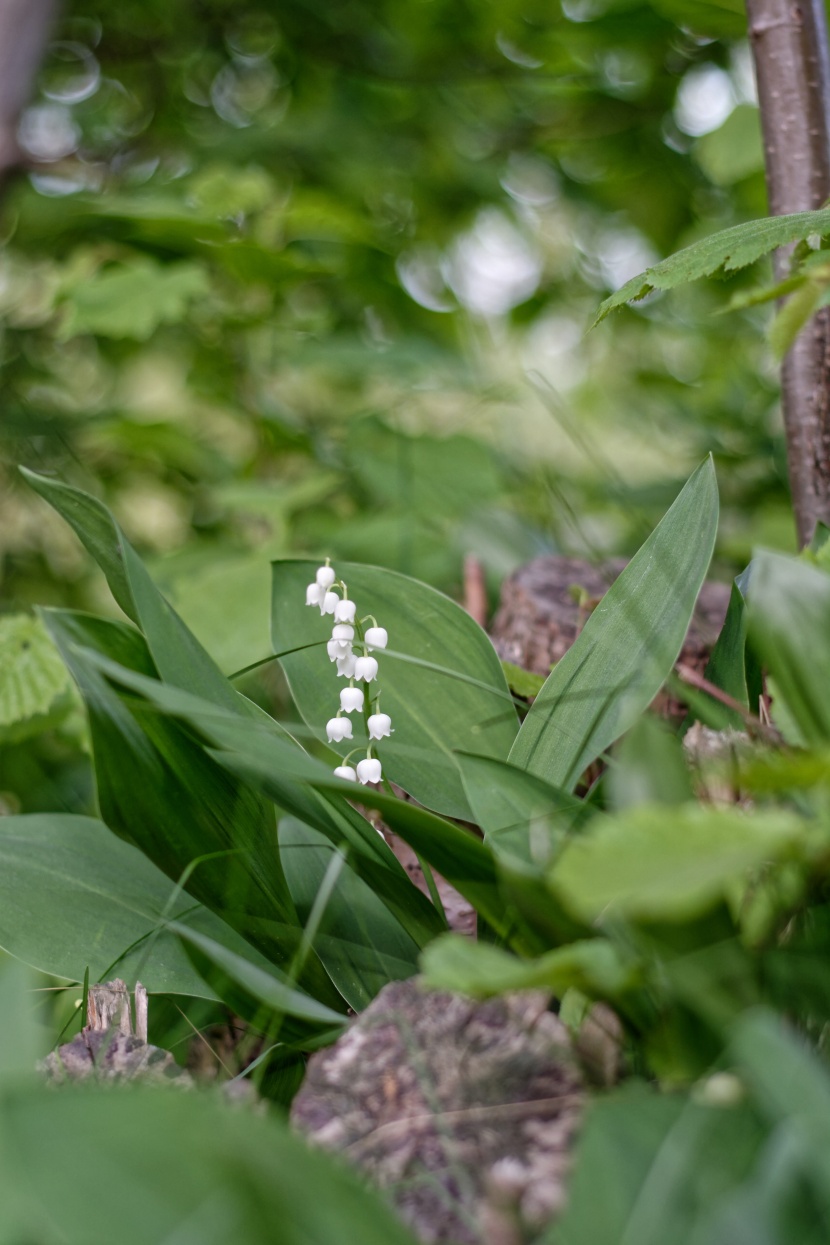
747,0 -> 830,548
0,0 -> 57,186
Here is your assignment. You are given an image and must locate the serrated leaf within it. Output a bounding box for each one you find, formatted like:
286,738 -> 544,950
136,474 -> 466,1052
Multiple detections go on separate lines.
0,614 -> 72,743
57,258 -> 210,340
593,208 -> 830,325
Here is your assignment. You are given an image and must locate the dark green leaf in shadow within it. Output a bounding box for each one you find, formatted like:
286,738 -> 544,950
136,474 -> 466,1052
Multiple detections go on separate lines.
171,922 -> 347,1031
279,817 -> 421,1010
42,612 -> 341,1008
67,645 -> 446,951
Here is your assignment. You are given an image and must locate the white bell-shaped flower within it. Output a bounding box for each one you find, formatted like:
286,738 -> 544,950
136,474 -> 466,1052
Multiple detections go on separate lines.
354,655 -> 378,683
334,598 -> 356,624
364,626 -> 388,651
326,638 -> 341,662
306,583 -> 323,607
326,716 -> 353,743
340,686 -> 364,714
334,765 -> 357,781
336,651 -> 357,678
320,591 -> 338,616
357,756 -> 382,785
316,565 -> 336,590
331,624 -> 354,645
367,712 -> 392,740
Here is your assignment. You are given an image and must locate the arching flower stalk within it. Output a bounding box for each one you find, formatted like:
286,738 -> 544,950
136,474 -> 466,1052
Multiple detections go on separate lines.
305,563 -> 393,785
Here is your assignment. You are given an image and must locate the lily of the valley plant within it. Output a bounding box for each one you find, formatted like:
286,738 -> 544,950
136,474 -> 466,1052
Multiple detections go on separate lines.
306,561 -> 391,785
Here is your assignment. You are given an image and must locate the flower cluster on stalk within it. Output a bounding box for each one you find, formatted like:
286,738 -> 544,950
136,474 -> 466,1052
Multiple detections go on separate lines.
306,561 -> 392,785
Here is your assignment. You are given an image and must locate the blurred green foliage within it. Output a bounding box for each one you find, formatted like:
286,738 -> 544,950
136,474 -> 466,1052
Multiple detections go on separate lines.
1,0 -> 796,812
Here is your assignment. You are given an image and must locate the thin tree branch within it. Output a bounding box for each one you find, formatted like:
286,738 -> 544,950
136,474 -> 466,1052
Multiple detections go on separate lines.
747,0 -> 830,547
0,0 -> 57,187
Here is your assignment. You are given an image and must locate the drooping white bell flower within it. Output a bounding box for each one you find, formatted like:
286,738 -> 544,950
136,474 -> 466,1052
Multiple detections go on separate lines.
306,582 -> 323,607
326,716 -> 353,743
340,686 -> 364,714
334,765 -> 357,781
357,756 -> 382,785
364,626 -> 388,651
336,651 -> 357,678
320,591 -> 338,616
367,712 -> 392,740
354,654 -> 378,683
326,638 -> 342,662
316,565 -> 336,590
334,598 -> 356,624
331,624 -> 354,645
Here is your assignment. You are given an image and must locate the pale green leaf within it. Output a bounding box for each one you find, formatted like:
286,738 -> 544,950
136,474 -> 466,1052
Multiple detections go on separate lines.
421,934 -> 636,1001
58,258 -> 210,340
0,614 -> 73,743
549,804 -> 805,923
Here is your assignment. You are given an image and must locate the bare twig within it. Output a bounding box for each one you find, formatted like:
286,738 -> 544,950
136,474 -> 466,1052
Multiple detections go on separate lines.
463,553 -> 488,627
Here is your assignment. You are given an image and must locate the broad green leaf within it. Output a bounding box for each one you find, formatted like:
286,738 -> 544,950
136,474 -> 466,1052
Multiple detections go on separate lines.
0,812 -> 264,999
456,751 -> 589,866
57,258 -> 210,340
733,1009 -> 830,1136
83,645 -> 515,943
607,716 -> 692,811
279,818 -> 421,1010
509,459 -> 718,790
0,1084 -> 419,1245
0,614 -> 74,744
42,611 -> 344,1008
593,208 -> 830,325
748,552 -> 830,745
271,559 -> 518,819
171,922 -> 346,1029
730,1011 -> 830,1229
549,804 -> 804,924
69,645 -> 447,951
421,934 -> 637,1001
548,1082 -> 765,1245
0,961 -> 44,1080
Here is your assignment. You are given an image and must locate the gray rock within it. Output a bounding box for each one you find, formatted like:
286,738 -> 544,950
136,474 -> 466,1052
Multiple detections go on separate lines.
291,979 -> 585,1245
